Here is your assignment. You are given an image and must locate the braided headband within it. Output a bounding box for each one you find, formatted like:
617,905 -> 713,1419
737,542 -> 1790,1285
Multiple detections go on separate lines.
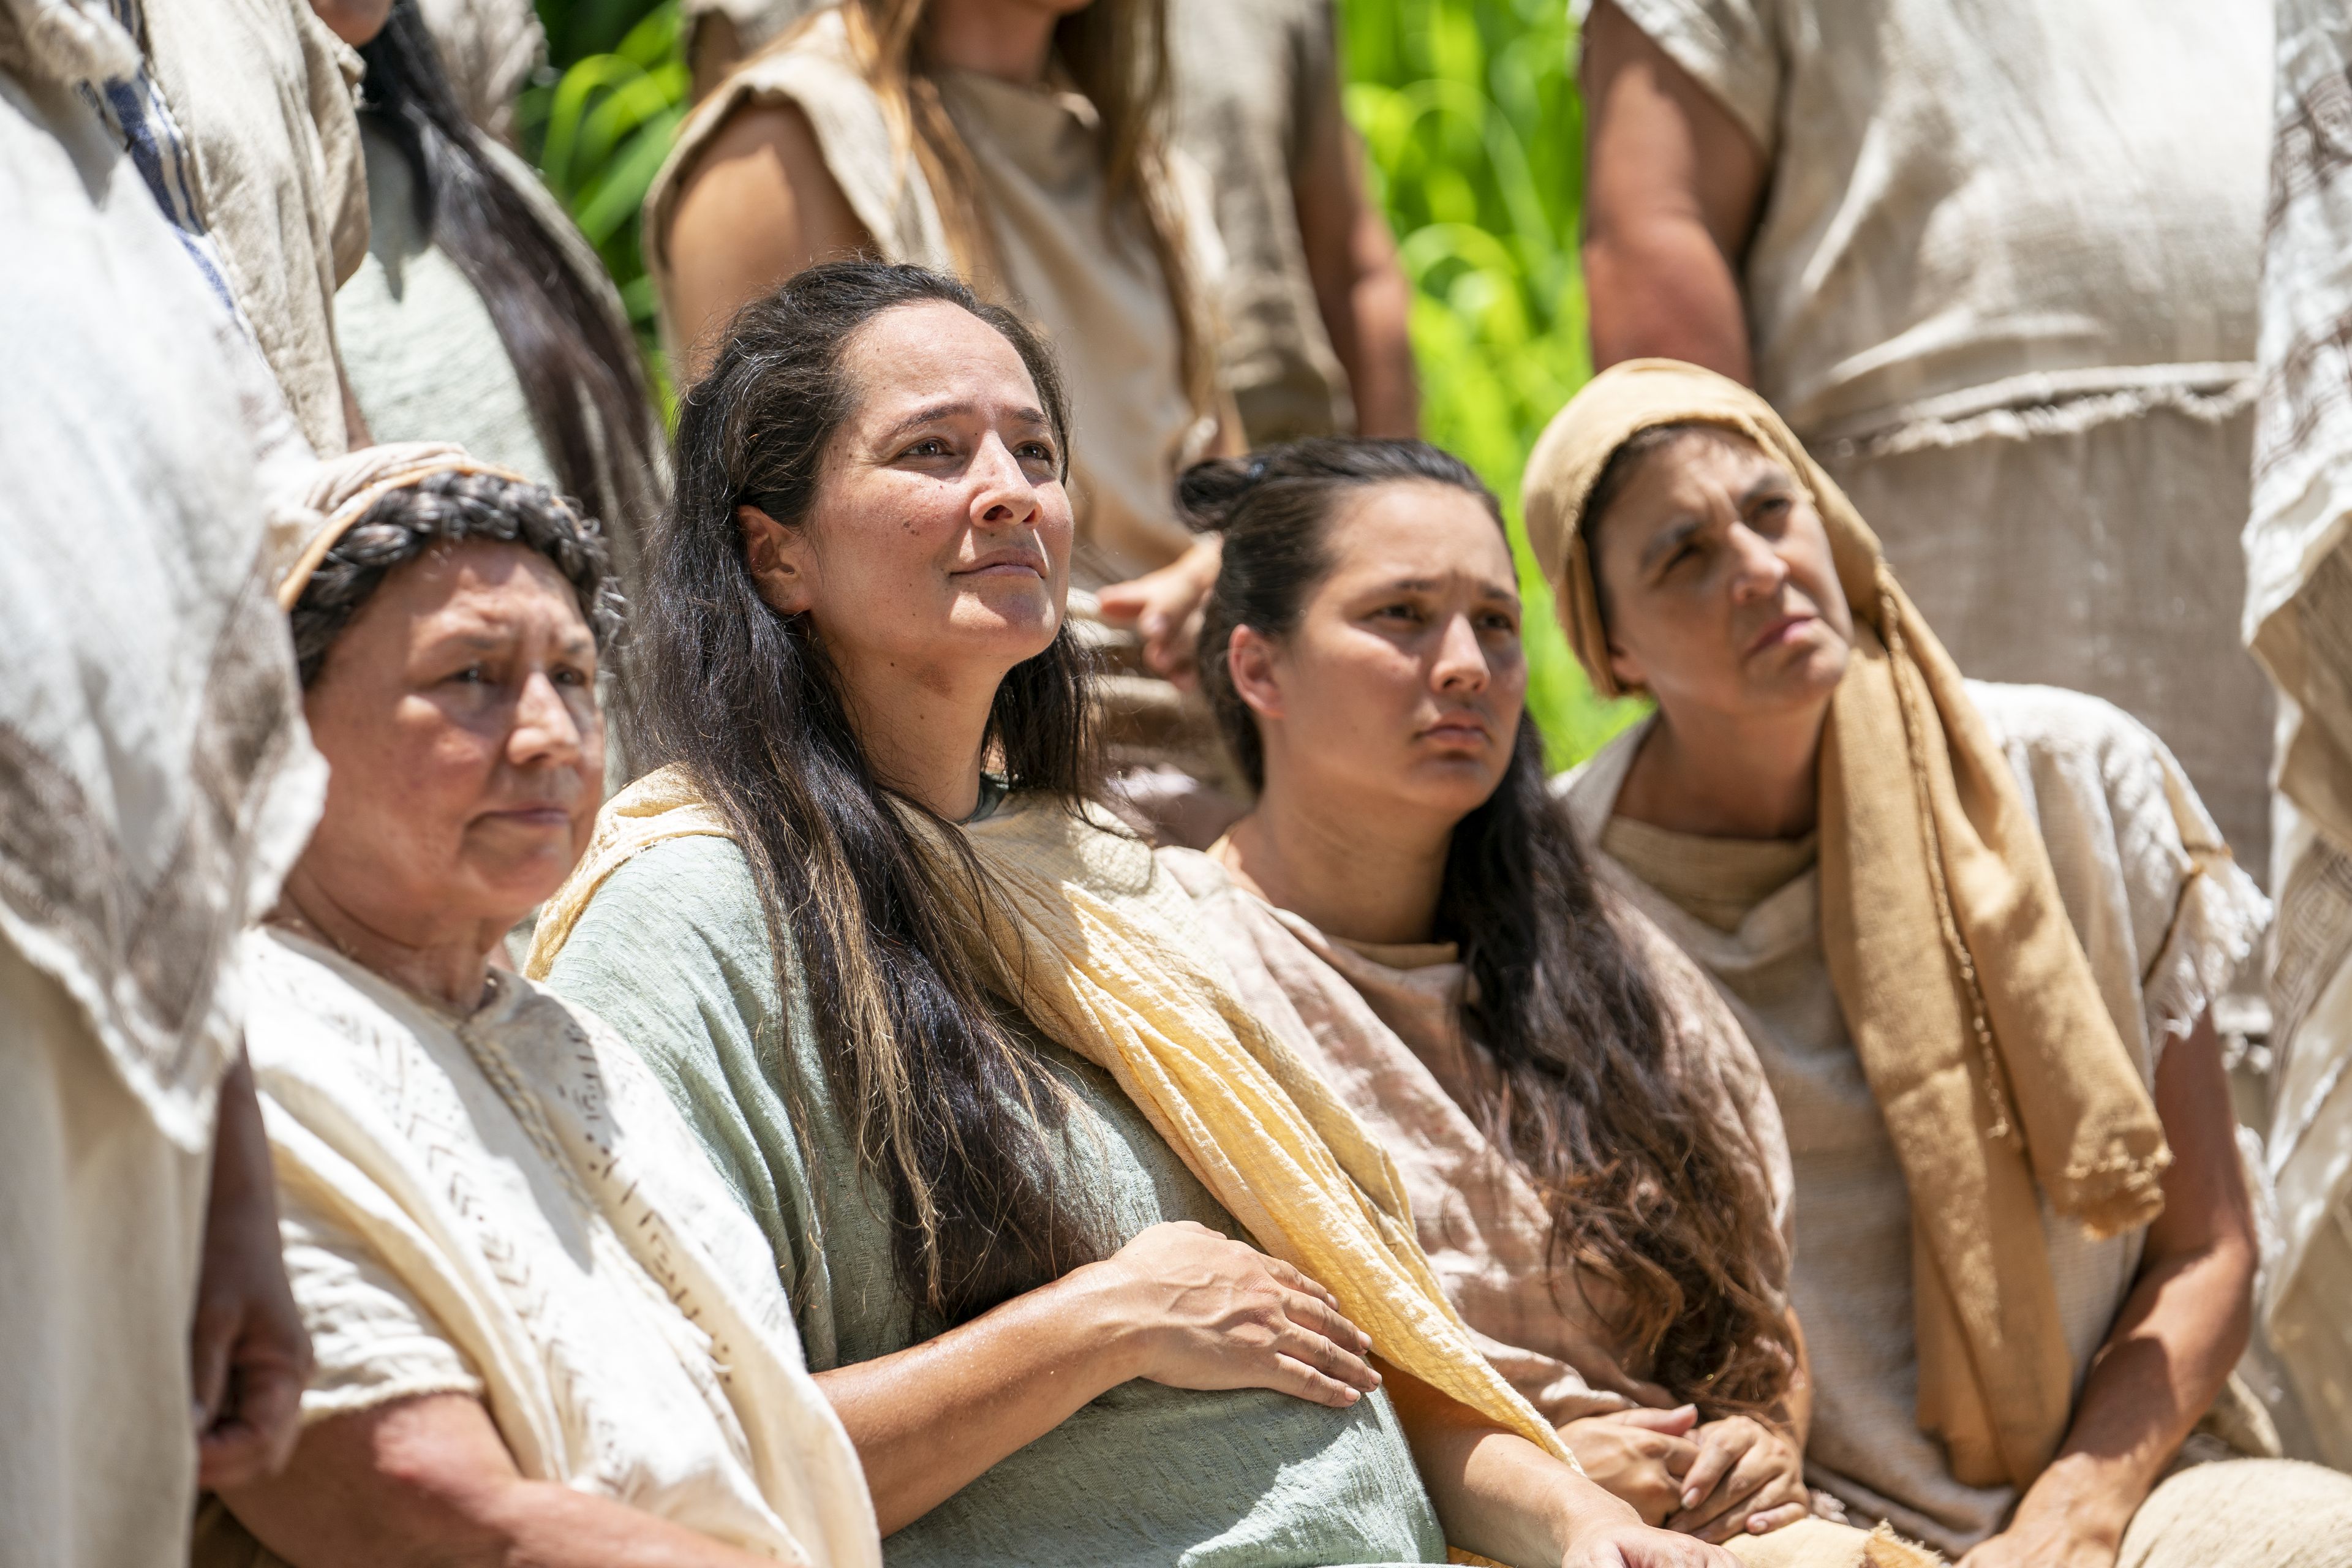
276,453 -> 538,612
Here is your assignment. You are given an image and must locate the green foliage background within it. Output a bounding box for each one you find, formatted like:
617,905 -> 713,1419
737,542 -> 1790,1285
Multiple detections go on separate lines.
521,0 -> 1644,764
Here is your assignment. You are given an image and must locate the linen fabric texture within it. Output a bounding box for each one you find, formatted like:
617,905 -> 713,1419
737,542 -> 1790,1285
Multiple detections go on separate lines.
1589,0 -> 2276,870
335,124 -> 558,492
0,28 -> 324,1561
2245,0 -> 2352,1468
412,0 -> 543,146
542,829 -> 1451,1566
1167,0 -> 1355,444
530,768 -> 1581,1471
645,6 -> 1218,587
1564,685 -> 2273,1551
1524,360 -> 2184,1493
1156,847 -> 1792,1422
140,0 -> 371,457
195,929 -> 882,1568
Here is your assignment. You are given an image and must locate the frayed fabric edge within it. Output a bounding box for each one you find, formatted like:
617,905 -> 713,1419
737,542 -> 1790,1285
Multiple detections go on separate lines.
1818,378 -> 2258,462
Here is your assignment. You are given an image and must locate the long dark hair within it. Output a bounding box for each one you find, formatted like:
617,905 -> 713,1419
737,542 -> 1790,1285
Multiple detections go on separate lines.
358,2 -> 660,583
646,261 -> 1106,1329
1191,439 -> 1795,1416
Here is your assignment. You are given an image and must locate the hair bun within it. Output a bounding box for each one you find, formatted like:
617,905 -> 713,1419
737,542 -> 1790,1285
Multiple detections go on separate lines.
1175,454 -> 1270,535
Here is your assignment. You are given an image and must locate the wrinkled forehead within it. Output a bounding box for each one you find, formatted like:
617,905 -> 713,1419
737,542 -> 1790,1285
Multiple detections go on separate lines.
838,301 -> 1050,431
1593,425 -> 1797,540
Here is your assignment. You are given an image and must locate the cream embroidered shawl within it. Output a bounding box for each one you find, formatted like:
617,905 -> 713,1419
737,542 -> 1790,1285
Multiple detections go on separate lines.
229,928 -> 881,1568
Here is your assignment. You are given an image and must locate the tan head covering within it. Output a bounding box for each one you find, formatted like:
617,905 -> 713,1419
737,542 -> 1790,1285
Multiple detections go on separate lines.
1523,359 -> 2172,1490
276,442 -> 532,609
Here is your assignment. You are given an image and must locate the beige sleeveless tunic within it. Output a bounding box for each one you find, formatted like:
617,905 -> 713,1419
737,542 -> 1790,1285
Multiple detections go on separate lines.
646,8 -> 1216,586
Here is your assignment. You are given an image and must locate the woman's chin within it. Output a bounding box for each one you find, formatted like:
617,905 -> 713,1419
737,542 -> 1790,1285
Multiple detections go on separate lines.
946,594 -> 1061,655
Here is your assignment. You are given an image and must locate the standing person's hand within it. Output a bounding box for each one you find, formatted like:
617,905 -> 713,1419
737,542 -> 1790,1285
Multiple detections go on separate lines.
1091,1219 -> 1382,1407
1096,537 -> 1223,687
1561,1406 -> 1703,1523
1664,1414 -> 1811,1541
192,1054 -> 312,1490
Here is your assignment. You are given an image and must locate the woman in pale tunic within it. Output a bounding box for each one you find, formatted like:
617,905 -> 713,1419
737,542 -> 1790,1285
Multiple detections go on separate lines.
530,260 -> 1735,1567
1156,440 -> 1934,1567
197,446 -> 881,1568
649,0 -> 1243,843
1524,360 -> 2352,1567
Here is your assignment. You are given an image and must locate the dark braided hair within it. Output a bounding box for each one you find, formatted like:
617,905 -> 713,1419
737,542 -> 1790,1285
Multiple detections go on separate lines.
288,469 -> 623,687
1188,437 -> 1797,1419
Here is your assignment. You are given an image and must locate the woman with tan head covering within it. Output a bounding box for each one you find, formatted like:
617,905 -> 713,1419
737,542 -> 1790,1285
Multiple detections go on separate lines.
1525,360 -> 2352,1567
195,445 -> 880,1568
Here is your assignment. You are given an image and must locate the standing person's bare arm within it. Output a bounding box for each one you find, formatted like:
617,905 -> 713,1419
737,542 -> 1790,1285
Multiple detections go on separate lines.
1580,0 -> 1767,380
193,1052 -> 313,1490
1959,1012 -> 2257,1568
661,101 -> 872,384
1295,110 -> 1419,439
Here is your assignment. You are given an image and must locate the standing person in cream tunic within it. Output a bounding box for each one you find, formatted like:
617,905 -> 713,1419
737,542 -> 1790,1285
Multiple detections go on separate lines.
673,0 -> 1420,449
1,13 -> 325,1553
1578,0 -> 2277,878
1525,360 -> 2352,1567
647,0 -> 1242,841
2242,0 -> 2352,1468
201,445 -> 880,1568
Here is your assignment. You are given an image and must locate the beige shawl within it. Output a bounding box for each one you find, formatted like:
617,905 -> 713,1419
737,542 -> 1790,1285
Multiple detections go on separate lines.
1522,360 -> 2171,1488
1159,847 -> 1793,1423
203,929 -> 882,1568
527,766 -> 1581,1472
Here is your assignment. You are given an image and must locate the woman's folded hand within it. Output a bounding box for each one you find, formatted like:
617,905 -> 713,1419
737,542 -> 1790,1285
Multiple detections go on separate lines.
1087,1219 -> 1383,1408
1561,1406 -> 1702,1525
1664,1414 -> 1811,1542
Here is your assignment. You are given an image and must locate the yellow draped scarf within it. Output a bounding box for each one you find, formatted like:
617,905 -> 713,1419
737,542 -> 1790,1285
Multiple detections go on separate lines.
526,765 -> 1578,1476
1522,360 -> 2173,1489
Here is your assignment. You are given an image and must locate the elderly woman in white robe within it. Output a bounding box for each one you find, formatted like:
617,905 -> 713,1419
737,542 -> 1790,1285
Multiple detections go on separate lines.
194,445 -> 880,1568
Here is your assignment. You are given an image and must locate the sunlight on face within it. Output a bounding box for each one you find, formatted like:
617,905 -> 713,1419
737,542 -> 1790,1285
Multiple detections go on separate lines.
298,540 -> 605,940
798,300 -> 1074,692
1239,480 -> 1527,828
1591,431 -> 1853,727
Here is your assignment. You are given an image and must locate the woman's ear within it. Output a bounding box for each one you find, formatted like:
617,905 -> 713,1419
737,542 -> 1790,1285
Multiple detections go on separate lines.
739,505 -> 815,616
1605,633 -> 1646,693
1226,625 -> 1286,722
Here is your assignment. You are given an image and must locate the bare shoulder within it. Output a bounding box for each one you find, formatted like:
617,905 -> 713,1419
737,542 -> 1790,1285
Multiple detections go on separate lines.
663,92 -> 869,375
669,95 -> 862,254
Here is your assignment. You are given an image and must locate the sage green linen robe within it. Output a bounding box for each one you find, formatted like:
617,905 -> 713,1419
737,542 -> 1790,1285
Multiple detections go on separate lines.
547,834 -> 1448,1568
